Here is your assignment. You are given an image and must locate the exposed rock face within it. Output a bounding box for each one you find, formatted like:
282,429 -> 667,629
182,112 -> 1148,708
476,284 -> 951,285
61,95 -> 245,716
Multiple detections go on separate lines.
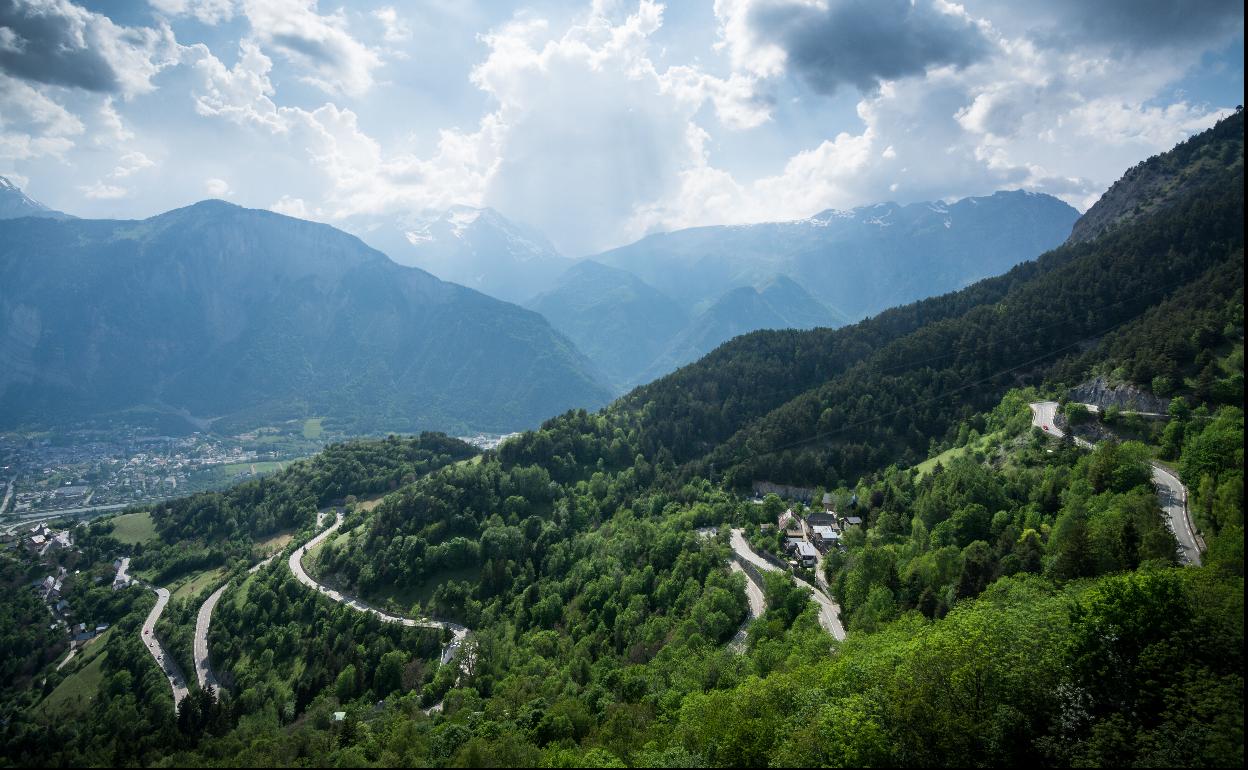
1068,110 -> 1243,244
1070,376 -> 1169,413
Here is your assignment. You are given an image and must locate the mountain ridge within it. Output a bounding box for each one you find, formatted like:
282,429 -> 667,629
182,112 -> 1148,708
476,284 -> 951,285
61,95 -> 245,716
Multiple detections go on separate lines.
0,198 -> 612,434
0,175 -> 71,220
594,189 -> 1080,322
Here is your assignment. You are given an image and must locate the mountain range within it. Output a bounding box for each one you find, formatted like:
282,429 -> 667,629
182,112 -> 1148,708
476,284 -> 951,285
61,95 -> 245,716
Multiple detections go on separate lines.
354,205 -> 574,305
594,190 -> 1080,321
399,190 -> 1077,389
0,198 -> 611,435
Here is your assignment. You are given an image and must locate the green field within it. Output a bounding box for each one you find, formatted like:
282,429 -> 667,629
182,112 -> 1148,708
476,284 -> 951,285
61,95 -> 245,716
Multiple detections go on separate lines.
109,511 -> 158,545
914,431 -> 1001,477
40,649 -> 108,715
172,567 -> 227,601
302,418 -> 324,439
217,460 -> 290,480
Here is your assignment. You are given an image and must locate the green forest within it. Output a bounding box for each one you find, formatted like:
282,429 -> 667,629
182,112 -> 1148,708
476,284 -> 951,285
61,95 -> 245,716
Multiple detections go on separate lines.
0,113 -> 1241,768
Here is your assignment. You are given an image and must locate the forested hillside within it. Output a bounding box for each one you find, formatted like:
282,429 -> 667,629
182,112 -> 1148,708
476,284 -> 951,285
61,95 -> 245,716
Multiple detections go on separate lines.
0,114 -> 1241,768
612,109 -> 1244,490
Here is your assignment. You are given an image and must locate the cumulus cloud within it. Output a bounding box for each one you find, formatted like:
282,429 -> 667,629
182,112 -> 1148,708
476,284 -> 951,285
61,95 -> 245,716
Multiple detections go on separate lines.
240,0 -> 381,97
95,97 -> 134,144
0,71 -> 80,162
111,150 -> 154,178
189,41 -> 287,132
0,0 -> 179,97
187,39 -> 501,222
270,194 -> 308,217
15,0 -> 1233,249
148,0 -> 236,25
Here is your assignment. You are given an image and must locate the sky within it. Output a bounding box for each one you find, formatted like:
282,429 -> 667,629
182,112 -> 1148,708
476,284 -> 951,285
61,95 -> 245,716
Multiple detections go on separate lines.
0,1 -> 1243,256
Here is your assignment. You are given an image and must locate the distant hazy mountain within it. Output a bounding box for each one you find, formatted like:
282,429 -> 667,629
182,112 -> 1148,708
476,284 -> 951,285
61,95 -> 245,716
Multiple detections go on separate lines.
358,205 -> 574,304
0,200 -> 611,434
0,176 -> 70,220
594,190 -> 1079,321
527,260 -> 689,390
640,275 -> 847,384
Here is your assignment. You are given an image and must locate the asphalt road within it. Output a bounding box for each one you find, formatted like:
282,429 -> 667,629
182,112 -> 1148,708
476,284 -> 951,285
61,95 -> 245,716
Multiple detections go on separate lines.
1029,401 -> 1201,565
729,528 -> 846,641
1151,462 -> 1202,566
192,555 -> 278,697
289,511 -> 469,665
1028,401 -> 1094,448
193,584 -> 228,695
140,584 -> 189,711
727,560 -> 765,651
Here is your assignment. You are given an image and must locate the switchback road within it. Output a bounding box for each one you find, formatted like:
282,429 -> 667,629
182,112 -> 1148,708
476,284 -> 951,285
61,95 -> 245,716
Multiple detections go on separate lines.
192,556 -> 279,696
140,584 -> 189,711
289,511 -> 469,666
730,528 -> 846,641
1029,401 -> 1201,565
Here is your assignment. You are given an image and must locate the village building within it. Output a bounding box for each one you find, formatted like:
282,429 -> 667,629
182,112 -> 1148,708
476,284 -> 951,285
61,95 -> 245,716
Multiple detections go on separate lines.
812,525 -> 841,550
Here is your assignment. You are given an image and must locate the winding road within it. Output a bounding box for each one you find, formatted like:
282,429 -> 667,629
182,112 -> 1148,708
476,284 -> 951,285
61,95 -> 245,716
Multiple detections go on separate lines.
730,528 -> 846,641
289,511 -> 469,666
1150,462 -> 1202,566
191,555 -> 280,696
727,560 -> 765,651
140,584 -> 189,711
1028,401 -> 1094,448
1029,401 -> 1202,565
193,584 -> 228,696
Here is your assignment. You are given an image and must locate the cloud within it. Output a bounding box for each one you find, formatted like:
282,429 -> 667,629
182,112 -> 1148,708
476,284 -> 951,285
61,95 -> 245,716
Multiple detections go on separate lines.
0,71 -> 80,162
78,180 -> 126,199
964,0 -> 1244,53
205,177 -> 230,196
270,194 -> 307,217
240,0 -> 382,97
96,97 -> 134,144
0,0 -> 179,97
716,0 -> 989,94
189,41 -> 287,132
372,6 -> 410,43
111,150 -> 154,178
148,0 -> 236,26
